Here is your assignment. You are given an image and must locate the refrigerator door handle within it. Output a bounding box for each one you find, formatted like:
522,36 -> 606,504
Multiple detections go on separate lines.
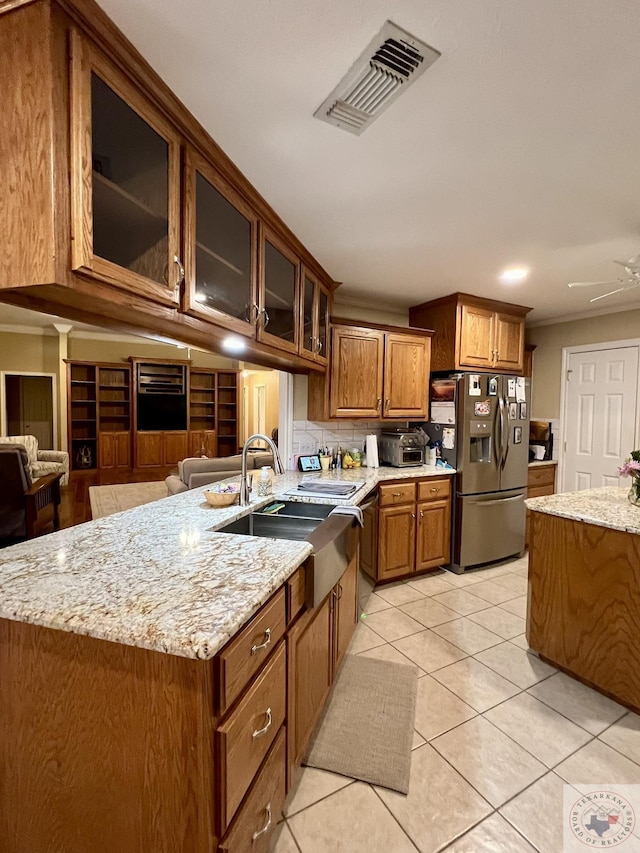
497,394 -> 506,468
501,395 -> 510,469
465,494 -> 523,506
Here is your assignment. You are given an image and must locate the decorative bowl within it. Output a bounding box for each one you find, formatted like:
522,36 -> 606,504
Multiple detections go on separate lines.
203,484 -> 240,507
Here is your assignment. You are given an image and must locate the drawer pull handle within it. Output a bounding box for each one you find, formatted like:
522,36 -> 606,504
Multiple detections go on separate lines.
392,492 -> 403,497
252,707 -> 272,739
252,803 -> 272,841
251,628 -> 271,655
430,487 -> 439,493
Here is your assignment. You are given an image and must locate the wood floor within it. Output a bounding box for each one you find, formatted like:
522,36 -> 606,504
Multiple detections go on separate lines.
61,468 -> 174,528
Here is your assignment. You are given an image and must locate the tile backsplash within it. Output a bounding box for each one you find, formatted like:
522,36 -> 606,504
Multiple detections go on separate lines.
291,420 -> 388,468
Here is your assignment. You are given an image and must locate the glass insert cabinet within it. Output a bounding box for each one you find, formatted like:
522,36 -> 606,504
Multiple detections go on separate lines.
70,33 -> 332,360
70,32 -> 182,306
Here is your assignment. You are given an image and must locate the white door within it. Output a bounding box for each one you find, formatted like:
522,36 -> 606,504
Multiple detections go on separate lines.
563,346 -> 639,491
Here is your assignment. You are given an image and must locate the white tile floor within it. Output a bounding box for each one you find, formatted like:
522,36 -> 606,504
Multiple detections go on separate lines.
274,555 -> 640,853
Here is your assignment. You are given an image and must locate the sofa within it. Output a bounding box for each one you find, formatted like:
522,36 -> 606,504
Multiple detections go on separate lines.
165,451 -> 274,495
1,435 -> 69,487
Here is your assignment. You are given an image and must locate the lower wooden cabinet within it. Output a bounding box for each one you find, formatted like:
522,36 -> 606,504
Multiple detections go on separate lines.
98,431 -> 131,469
287,555 -> 358,783
218,728 -> 286,853
135,430 -> 188,467
525,463 -> 556,547
287,595 -> 332,781
366,476 -> 453,582
333,555 -> 358,673
216,642 -> 286,832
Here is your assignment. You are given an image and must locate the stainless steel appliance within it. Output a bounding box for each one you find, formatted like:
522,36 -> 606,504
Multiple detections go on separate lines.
419,372 -> 530,572
379,429 -> 426,467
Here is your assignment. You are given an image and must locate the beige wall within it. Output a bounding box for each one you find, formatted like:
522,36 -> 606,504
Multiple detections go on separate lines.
527,308 -> 640,418
333,300 -> 409,328
241,370 -> 279,443
0,331 -> 59,374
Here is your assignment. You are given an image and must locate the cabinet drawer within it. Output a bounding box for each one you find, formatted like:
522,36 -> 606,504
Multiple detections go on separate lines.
379,482 -> 416,506
286,565 -> 307,623
217,588 -> 286,715
218,727 -> 286,853
527,465 -> 556,489
217,642 -> 286,832
417,477 -> 451,503
527,484 -> 555,499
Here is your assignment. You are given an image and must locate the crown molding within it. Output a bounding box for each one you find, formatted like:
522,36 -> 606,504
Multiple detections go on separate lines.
527,301 -> 640,328
0,323 -> 54,336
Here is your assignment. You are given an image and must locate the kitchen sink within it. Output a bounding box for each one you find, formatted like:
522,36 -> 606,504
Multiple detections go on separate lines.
216,501 -> 359,607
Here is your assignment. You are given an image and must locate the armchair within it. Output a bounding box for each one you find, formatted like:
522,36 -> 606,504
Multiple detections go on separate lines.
0,444 -> 62,546
1,435 -> 69,486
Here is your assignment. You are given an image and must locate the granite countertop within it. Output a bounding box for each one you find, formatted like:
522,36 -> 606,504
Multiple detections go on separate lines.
0,464 -> 454,660
525,486 -> 640,535
528,460 -> 557,468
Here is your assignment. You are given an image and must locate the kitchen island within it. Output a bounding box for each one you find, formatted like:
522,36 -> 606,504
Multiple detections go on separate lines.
526,486 -> 640,713
0,463 -> 453,853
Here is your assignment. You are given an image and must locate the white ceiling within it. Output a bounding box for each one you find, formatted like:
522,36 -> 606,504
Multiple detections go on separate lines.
98,2 -> 640,321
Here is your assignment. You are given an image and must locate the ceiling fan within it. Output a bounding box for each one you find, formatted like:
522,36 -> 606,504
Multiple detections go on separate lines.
568,254 -> 640,302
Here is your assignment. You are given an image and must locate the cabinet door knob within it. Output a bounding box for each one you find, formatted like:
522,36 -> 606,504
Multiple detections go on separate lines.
261,307 -> 270,329
411,512 -> 416,519
385,398 -> 390,413
246,302 -> 260,323
316,337 -> 323,354
420,510 -> 424,519
252,707 -> 272,739
252,804 -> 272,841
376,397 -> 382,411
250,628 -> 271,655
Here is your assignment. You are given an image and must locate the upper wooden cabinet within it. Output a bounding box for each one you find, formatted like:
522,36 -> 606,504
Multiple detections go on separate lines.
308,320 -> 432,420
259,226 -> 300,355
409,293 -> 531,374
300,270 -> 330,367
70,32 -> 182,307
0,0 -> 336,373
183,149 -> 258,337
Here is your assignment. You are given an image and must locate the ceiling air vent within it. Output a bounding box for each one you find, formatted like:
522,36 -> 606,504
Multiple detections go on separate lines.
314,20 -> 440,135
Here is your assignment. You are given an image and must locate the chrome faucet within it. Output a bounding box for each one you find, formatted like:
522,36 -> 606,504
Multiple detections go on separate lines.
240,433 -> 285,506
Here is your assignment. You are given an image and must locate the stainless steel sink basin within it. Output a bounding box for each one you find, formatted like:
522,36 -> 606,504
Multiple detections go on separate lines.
216,501 -> 359,606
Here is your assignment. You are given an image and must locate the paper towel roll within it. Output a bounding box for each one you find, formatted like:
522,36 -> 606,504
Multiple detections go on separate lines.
366,434 -> 379,468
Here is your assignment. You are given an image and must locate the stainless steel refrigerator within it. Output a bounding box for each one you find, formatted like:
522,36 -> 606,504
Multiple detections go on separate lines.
420,372 -> 530,572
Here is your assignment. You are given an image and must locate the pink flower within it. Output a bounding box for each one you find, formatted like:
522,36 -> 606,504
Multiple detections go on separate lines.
619,459 -> 640,477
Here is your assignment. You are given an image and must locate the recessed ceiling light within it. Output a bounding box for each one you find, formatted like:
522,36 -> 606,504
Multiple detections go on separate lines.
221,335 -> 246,354
499,267 -> 529,284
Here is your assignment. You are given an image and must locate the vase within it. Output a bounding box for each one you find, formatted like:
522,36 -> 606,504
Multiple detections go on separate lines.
628,475 -> 640,507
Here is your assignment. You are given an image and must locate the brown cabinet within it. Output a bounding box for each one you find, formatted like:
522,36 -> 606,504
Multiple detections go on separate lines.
409,293 -> 531,374
525,463 -> 556,547
309,320 -> 432,420
135,431 -> 187,467
300,269 -> 330,366
287,555 -> 358,784
364,477 -> 453,582
2,1 -> 336,374
183,149 -> 258,338
98,431 -> 130,469
332,554 -> 358,673
287,594 -> 332,781
70,31 -> 182,307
